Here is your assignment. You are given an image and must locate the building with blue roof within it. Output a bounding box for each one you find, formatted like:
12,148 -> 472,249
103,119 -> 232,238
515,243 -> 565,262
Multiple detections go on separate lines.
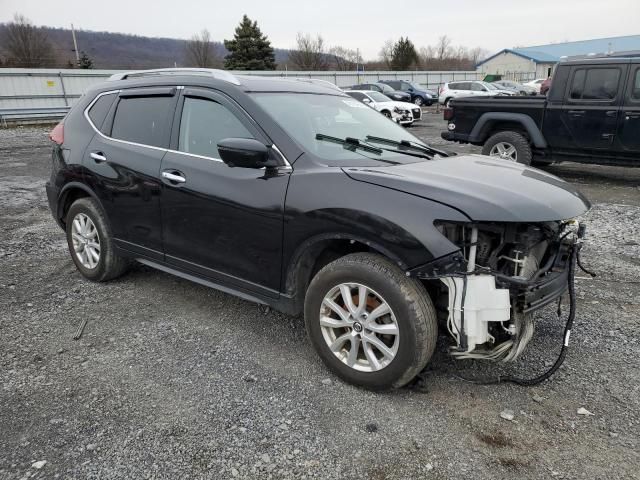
476,35 -> 640,80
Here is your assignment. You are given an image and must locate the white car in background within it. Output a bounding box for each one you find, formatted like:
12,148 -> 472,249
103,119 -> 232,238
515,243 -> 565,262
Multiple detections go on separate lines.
345,90 -> 418,125
438,80 -> 515,106
524,78 -> 547,93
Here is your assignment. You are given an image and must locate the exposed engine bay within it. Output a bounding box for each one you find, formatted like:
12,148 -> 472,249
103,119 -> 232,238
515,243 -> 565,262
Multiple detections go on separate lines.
431,221 -> 579,362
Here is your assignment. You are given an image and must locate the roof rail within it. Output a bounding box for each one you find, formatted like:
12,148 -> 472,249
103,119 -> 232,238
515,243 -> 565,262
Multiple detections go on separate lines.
108,68 -> 241,85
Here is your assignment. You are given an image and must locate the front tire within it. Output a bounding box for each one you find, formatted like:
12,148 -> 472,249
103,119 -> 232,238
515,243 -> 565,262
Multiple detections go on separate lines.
65,197 -> 129,282
413,96 -> 424,107
304,253 -> 437,391
482,131 -> 532,166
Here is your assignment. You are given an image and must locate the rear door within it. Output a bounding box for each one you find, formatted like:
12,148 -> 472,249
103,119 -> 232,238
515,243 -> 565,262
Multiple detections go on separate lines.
615,64 -> 640,161
560,65 -> 625,156
159,88 -> 290,296
83,87 -> 178,260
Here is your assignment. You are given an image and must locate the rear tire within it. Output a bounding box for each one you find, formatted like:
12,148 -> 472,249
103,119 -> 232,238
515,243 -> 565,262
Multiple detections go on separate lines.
444,98 -> 453,107
413,97 -> 424,107
482,131 -> 532,166
304,253 -> 438,391
65,197 -> 129,282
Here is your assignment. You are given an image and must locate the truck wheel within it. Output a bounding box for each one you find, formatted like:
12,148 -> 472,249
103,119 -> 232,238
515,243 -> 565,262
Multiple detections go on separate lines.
65,197 -> 129,282
482,131 -> 532,166
304,253 -> 438,391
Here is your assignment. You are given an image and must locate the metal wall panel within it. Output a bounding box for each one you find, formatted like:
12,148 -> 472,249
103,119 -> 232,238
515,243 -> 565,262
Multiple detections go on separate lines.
0,68 -> 529,120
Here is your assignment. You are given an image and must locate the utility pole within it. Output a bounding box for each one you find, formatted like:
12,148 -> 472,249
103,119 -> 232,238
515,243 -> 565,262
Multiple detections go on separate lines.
71,24 -> 80,63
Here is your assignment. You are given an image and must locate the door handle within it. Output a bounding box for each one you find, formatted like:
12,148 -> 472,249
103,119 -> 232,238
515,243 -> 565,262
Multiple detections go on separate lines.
567,110 -> 585,116
161,170 -> 186,184
90,152 -> 107,163
605,110 -> 618,117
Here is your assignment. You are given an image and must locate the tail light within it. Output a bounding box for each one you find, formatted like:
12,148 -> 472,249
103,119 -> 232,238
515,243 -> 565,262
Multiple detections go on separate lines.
443,107 -> 454,121
50,121 -> 64,145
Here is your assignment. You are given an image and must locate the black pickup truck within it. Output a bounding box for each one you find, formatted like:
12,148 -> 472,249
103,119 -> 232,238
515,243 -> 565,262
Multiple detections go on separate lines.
441,57 -> 640,167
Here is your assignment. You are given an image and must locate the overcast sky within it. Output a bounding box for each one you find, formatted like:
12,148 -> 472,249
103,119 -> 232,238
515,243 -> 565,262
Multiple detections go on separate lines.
1,0 -> 638,59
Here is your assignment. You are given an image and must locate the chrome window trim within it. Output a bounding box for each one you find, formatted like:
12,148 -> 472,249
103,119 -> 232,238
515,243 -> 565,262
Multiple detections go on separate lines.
84,89 -> 292,169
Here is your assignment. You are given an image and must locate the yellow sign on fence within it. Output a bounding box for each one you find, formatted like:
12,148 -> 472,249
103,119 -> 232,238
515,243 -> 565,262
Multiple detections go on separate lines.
46,80 -> 55,87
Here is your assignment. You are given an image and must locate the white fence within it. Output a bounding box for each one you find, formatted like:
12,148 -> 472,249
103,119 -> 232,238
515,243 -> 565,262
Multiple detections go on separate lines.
0,68 -> 533,122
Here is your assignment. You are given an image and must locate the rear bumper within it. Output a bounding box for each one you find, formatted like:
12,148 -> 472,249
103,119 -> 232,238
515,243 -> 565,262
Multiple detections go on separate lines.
441,131 -> 470,143
45,181 -> 63,229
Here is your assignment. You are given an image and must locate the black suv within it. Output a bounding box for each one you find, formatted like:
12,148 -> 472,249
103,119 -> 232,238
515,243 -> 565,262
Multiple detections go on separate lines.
47,69 -> 589,390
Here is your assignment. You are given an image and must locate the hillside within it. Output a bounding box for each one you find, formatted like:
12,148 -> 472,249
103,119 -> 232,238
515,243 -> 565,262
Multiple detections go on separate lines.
0,25 -> 291,69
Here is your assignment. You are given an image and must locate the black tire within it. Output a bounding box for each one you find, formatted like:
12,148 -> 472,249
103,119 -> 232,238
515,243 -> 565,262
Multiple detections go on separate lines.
482,131 -> 533,166
413,96 -> 424,107
381,110 -> 392,118
304,253 -> 438,391
65,197 -> 129,282
444,97 -> 453,107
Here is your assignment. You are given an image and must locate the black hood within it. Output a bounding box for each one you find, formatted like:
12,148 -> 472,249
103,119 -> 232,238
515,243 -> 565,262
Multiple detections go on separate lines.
343,154 -> 590,222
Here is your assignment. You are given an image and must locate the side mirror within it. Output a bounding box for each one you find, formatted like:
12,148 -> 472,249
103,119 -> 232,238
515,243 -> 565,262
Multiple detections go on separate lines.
217,138 -> 277,169
362,98 -> 371,104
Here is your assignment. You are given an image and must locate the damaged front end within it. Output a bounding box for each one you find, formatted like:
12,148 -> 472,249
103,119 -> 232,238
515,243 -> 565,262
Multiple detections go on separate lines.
410,220 -> 583,362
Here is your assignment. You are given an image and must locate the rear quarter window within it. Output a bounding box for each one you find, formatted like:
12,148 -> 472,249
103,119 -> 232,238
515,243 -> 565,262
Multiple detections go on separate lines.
87,93 -> 116,133
110,96 -> 174,148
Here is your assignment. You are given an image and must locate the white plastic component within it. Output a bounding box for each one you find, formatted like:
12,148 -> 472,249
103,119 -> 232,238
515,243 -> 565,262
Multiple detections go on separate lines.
441,275 -> 511,352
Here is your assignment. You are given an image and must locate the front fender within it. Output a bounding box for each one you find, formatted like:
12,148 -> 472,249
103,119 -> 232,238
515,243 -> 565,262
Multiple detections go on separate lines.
282,167 -> 470,291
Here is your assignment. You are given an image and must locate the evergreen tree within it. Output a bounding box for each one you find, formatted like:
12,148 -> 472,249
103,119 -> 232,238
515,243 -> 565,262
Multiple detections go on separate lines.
224,15 -> 276,70
77,51 -> 94,69
391,37 -> 418,70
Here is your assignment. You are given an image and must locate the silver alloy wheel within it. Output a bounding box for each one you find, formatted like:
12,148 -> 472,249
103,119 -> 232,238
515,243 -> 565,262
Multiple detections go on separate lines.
413,97 -> 424,106
71,213 -> 101,269
319,283 -> 399,372
489,142 -> 518,161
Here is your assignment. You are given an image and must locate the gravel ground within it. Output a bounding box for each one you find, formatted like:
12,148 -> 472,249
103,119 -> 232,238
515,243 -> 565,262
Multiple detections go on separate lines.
1,116 -> 639,480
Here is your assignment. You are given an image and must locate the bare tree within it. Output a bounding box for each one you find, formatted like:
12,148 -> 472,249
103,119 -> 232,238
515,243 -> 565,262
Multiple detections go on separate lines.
378,39 -> 394,70
185,29 -> 220,68
436,35 -> 452,60
288,33 -> 328,70
329,46 -> 361,71
2,14 -> 55,67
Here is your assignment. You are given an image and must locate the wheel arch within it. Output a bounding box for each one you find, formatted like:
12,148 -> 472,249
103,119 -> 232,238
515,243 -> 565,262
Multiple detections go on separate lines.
283,233 -> 412,316
57,182 -> 104,227
470,112 -> 547,148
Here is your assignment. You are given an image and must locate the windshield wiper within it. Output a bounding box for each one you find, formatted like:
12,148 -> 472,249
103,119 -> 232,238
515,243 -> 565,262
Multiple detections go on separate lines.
315,134 -> 384,154
365,135 -> 450,157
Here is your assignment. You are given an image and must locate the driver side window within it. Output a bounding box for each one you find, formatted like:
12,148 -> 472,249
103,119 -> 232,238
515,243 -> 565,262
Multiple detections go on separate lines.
178,97 -> 253,159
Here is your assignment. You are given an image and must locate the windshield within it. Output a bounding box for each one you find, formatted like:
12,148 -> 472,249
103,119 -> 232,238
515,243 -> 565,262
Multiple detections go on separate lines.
367,91 -> 391,102
407,82 -> 422,90
252,93 -> 428,165
485,83 -> 499,90
376,83 -> 393,93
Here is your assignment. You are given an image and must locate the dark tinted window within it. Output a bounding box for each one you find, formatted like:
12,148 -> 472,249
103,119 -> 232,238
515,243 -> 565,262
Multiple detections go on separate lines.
631,69 -> 640,100
88,93 -> 116,133
385,81 -> 400,89
111,96 -> 174,148
346,91 -> 366,101
570,68 -> 620,100
178,97 -> 253,159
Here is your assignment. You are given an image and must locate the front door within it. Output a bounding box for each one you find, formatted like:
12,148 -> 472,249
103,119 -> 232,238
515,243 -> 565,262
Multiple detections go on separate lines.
560,65 -> 625,157
615,65 -> 640,162
160,88 -> 290,296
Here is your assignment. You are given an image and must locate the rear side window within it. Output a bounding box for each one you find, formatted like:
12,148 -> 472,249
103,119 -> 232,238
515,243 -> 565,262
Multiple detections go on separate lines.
111,96 -> 174,148
570,68 -> 620,100
87,93 -> 116,133
471,83 -> 485,91
632,69 -> 640,100
178,97 -> 253,159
